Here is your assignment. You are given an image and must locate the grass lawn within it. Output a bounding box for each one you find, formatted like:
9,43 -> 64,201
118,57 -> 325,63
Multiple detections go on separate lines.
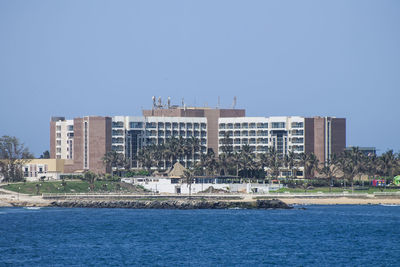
1,180 -> 146,195
275,187 -> 400,194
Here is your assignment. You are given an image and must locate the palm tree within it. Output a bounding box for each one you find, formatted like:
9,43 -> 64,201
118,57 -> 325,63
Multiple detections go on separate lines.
298,152 -> 318,179
284,150 -> 297,179
231,152 -> 242,180
239,145 -> 256,181
308,153 -> 319,178
163,137 -> 185,166
84,171 -> 97,191
186,136 -> 201,168
136,147 -> 155,174
268,147 -> 281,180
204,149 -> 218,176
337,147 -> 365,192
318,154 -> 339,192
378,150 -> 398,178
182,169 -> 194,197
220,132 -> 233,154
256,152 -> 270,182
102,151 -> 124,176
364,153 -> 379,181
218,153 -> 231,176
149,144 -> 164,170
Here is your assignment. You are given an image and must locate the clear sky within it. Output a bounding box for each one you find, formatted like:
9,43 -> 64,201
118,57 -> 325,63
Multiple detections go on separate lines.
0,0 -> 399,156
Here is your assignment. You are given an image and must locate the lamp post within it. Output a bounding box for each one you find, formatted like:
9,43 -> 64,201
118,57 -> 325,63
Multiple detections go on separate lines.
18,187 -> 20,201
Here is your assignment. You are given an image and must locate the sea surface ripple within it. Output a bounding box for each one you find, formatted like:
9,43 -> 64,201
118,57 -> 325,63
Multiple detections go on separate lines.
0,205 -> 399,266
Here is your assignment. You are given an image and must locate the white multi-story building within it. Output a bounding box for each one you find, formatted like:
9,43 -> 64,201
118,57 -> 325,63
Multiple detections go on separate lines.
218,116 -> 305,155
54,119 -> 74,159
111,116 -> 208,168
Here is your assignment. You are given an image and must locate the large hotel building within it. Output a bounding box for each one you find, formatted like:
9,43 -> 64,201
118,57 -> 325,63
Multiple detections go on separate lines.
50,103 -> 346,175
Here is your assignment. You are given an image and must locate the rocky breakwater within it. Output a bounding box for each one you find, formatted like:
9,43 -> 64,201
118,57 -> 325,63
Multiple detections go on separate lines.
51,199 -> 292,209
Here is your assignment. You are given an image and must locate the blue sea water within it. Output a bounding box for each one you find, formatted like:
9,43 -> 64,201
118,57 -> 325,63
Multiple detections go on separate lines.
0,206 -> 400,266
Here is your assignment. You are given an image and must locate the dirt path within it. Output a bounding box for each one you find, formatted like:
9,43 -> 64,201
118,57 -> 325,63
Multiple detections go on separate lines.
0,188 -> 51,207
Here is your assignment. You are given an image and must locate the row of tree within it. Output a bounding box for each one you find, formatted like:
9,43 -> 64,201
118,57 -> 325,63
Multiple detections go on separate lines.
104,137 -> 400,190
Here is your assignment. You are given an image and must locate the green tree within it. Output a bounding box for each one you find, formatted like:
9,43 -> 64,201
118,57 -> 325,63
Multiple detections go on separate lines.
220,132 -> 233,154
218,153 -> 231,176
378,150 -> 398,178
0,135 -> 34,182
337,147 -> 365,192
136,147 -> 155,174
39,150 -> 50,159
268,147 -> 281,180
318,154 -> 340,192
186,136 -> 201,168
102,151 -> 125,176
84,171 -> 97,191
182,169 -> 194,197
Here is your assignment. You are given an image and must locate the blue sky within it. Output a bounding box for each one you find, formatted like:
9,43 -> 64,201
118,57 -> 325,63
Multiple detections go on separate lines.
0,0 -> 399,156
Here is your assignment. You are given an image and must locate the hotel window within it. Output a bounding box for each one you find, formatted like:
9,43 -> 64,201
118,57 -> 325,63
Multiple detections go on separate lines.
219,123 -> 226,129
291,122 -> 303,128
56,133 -> 61,138
234,123 -> 241,129
112,121 -> 124,128
271,122 -> 285,128
249,123 -> 256,129
146,122 -> 156,128
130,122 -> 143,128
56,126 -> 61,131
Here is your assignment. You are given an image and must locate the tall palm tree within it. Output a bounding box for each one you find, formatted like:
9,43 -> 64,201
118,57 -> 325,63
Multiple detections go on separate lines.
284,150 -> 297,179
268,147 -> 281,180
298,152 -> 318,179
220,132 -> 233,154
102,151 -> 124,176
239,144 -> 256,180
378,150 -> 398,178
318,154 -> 339,192
136,147 -> 155,174
187,136 -> 201,167
218,153 -> 231,176
163,137 -> 182,166
204,149 -> 218,176
337,147 -> 365,192
182,169 -> 194,197
256,151 -> 270,182
231,152 -> 242,179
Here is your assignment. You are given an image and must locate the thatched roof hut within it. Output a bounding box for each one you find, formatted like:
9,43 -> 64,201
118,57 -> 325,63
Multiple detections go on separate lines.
167,162 -> 187,178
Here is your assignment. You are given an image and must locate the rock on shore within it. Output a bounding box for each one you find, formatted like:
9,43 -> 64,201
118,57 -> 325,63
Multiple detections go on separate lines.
51,199 -> 292,209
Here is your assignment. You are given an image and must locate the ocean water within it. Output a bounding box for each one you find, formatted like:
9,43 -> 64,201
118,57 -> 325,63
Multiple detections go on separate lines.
0,206 -> 399,266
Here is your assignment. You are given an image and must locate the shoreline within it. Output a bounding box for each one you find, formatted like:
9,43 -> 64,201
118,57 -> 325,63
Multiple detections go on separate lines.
2,188 -> 400,207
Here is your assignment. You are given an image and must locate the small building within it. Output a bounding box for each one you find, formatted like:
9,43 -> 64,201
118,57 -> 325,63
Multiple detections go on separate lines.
22,159 -> 65,181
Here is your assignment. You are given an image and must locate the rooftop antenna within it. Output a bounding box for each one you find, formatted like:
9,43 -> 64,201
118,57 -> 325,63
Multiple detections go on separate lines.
232,96 -> 237,109
152,96 -> 156,109
158,96 -> 162,109
181,98 -> 184,107
217,96 -> 220,109
167,96 -> 171,108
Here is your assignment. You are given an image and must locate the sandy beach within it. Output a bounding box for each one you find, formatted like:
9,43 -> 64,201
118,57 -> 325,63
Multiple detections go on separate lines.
282,197 -> 400,205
